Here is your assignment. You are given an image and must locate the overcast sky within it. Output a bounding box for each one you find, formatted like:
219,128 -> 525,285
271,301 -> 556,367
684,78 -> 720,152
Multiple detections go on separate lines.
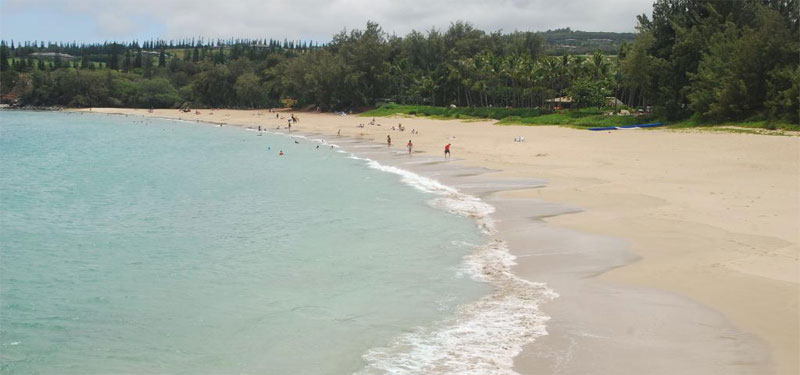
1,0 -> 653,43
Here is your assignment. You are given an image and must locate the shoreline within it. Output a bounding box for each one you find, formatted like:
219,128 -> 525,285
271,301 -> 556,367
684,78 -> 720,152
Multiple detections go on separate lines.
69,108 -> 798,374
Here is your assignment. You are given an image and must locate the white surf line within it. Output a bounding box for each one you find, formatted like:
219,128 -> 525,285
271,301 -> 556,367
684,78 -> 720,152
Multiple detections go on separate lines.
343,153 -> 557,375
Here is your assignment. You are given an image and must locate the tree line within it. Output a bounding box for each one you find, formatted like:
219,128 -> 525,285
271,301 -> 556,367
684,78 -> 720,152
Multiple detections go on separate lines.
1,0 -> 797,123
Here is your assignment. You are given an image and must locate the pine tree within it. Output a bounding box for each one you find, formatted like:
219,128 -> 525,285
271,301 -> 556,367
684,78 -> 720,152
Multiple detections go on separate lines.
123,50 -> 132,71
134,49 -> 143,68
109,43 -> 120,70
0,42 -> 10,72
215,46 -> 225,64
158,49 -> 166,67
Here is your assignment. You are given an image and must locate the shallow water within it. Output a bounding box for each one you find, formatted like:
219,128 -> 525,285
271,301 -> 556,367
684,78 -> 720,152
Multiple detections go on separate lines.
0,111 -> 490,374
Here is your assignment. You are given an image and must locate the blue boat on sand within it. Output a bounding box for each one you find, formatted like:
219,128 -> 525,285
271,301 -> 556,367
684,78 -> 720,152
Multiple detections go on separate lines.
589,122 -> 665,131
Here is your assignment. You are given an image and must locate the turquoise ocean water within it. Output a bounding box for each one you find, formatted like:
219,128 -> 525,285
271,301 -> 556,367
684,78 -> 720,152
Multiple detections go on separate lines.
0,111 -> 490,374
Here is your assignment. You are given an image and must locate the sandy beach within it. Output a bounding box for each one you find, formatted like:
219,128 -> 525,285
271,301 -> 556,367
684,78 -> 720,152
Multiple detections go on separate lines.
75,108 -> 798,374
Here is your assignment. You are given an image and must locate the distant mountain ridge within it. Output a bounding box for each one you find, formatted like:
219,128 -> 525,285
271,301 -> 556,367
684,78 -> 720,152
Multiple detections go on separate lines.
538,28 -> 635,55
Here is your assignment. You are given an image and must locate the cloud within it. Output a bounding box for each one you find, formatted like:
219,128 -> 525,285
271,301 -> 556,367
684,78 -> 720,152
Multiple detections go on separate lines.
94,12 -> 138,37
1,0 -> 653,42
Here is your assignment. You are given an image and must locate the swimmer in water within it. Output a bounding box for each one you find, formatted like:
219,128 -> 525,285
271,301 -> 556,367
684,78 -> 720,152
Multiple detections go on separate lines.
279,151 -> 284,156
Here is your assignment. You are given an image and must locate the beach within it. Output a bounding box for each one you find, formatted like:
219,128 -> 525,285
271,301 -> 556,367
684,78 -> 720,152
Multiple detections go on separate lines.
75,108 -> 799,374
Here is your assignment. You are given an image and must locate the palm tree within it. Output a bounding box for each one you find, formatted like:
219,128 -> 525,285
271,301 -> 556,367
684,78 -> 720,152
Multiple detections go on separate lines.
587,51 -> 610,80
541,57 -> 561,109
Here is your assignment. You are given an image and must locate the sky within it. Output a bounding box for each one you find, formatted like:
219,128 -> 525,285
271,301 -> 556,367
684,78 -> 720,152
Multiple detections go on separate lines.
0,0 -> 653,43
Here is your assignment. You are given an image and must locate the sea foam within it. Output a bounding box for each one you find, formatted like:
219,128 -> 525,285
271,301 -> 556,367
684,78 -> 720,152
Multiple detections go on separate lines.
351,156 -> 558,375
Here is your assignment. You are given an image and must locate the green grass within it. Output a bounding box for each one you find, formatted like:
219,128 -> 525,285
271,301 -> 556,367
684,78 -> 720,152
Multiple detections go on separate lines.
361,103 -> 545,120
362,103 -> 797,133
363,103 -> 655,128
497,110 -> 657,128
667,119 -> 800,132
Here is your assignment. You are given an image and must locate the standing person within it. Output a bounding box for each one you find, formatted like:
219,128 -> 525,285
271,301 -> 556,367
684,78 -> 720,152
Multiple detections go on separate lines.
444,143 -> 451,159
407,140 -> 413,155
387,135 -> 392,147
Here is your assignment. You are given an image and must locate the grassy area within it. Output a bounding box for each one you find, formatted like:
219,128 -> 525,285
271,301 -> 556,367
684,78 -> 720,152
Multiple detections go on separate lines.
7,57 -> 104,69
667,119 -> 800,132
362,103 -> 797,132
362,104 -> 655,128
361,104 -> 545,120
496,110 -> 657,128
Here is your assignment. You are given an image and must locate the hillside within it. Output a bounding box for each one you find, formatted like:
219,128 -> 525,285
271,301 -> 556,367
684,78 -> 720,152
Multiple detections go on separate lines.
538,28 -> 635,55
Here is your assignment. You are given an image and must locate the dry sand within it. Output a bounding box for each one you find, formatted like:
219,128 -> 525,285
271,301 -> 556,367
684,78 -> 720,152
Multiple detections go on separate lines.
76,108 -> 798,374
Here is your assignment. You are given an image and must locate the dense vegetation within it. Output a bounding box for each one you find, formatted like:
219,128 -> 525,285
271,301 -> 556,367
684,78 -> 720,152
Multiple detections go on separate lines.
1,0 -> 797,126
623,0 -> 798,123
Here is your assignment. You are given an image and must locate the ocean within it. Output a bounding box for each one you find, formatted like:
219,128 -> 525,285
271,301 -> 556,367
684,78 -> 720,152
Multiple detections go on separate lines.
1,111 -> 555,374
0,110 -> 497,374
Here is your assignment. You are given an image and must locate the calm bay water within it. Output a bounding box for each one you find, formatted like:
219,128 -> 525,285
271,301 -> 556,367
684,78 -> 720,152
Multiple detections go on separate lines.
0,111 -> 488,374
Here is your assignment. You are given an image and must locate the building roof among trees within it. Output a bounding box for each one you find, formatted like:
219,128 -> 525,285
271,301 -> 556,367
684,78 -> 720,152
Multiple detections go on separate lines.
30,52 -> 77,60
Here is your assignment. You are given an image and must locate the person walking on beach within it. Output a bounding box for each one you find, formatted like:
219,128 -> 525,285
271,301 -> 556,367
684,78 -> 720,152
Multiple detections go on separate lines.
444,143 -> 451,159
387,135 -> 392,147
407,140 -> 413,155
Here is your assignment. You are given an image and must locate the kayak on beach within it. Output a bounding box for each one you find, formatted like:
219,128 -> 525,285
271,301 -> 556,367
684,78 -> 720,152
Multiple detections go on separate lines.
589,122 -> 665,131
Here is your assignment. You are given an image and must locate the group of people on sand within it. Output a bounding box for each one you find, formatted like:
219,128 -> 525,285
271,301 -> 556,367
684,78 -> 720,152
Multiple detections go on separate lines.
262,112 -> 450,158
361,119 -> 418,135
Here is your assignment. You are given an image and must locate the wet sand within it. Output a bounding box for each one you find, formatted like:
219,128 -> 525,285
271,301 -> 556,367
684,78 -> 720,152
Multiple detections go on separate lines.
74,108 -> 798,374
